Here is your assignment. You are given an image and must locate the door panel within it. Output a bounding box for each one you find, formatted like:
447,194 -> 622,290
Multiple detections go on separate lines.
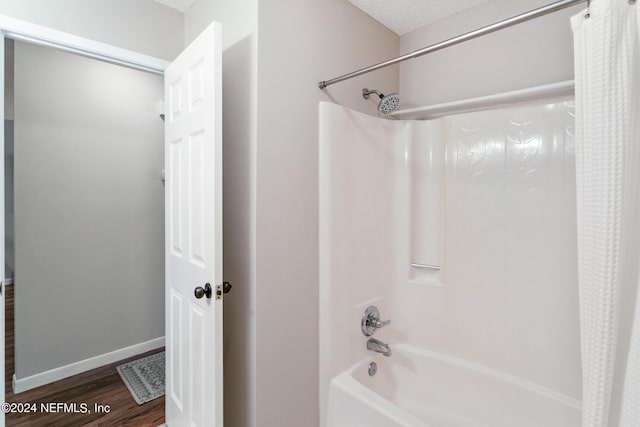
165,22 -> 222,427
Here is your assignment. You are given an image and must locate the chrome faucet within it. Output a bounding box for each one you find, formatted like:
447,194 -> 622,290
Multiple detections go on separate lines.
361,306 -> 391,337
367,338 -> 392,357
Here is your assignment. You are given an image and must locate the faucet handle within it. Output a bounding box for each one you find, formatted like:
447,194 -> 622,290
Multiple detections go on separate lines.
361,306 -> 391,336
371,318 -> 391,329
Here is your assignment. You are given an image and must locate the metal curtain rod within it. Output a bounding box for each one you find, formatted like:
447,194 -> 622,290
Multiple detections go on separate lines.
318,0 -> 586,89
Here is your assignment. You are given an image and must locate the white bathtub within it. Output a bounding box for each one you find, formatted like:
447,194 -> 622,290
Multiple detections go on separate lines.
327,344 -> 581,427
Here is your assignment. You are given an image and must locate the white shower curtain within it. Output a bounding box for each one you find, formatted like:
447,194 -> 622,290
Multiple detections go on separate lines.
572,1 -> 640,426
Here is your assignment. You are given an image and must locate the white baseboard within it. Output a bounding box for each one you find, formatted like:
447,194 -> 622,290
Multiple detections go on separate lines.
13,336 -> 164,394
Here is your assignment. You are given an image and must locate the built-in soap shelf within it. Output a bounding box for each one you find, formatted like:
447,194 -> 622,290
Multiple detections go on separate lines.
409,262 -> 442,286
408,120 -> 445,287
410,263 -> 440,270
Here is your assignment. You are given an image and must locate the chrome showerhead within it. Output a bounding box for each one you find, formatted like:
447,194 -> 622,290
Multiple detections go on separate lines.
378,93 -> 400,116
362,88 -> 400,116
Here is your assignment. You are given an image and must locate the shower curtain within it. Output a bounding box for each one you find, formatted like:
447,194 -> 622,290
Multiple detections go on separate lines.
572,1 -> 640,426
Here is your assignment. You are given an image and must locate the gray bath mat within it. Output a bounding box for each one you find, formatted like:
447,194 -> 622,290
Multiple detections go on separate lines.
117,351 -> 165,405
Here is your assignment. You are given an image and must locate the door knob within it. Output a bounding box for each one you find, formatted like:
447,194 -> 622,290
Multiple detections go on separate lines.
194,283 -> 212,299
223,281 -> 232,294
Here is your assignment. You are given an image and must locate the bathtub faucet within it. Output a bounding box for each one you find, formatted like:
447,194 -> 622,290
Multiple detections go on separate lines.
367,338 -> 392,357
361,306 -> 391,337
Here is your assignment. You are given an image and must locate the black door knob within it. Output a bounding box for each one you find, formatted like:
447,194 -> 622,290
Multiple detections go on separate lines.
194,283 -> 212,299
223,281 -> 232,294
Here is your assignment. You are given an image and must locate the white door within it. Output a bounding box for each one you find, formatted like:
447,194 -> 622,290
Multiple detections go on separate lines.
165,22 -> 223,427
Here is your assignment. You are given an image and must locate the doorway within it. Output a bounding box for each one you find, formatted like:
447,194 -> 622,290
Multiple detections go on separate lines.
5,39 -> 166,426
0,18 -> 224,427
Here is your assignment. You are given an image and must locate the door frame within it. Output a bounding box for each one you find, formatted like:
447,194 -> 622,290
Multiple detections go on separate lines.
0,14 -> 171,427
0,15 -> 169,74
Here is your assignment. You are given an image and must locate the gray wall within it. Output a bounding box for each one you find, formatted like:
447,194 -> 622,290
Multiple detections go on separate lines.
255,1 -> 398,425
6,40 -> 14,279
14,42 -> 164,379
4,119 -> 13,280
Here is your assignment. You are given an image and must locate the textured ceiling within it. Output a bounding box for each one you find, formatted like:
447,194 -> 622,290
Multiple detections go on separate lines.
349,0 -> 490,36
152,0 -> 200,12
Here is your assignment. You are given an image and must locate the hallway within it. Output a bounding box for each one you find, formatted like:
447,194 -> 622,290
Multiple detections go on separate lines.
4,286 -> 165,426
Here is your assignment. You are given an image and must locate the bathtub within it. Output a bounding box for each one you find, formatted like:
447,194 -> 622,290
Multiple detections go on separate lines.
327,344 -> 581,427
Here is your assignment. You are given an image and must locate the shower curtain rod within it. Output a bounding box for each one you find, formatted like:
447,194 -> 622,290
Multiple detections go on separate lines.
317,0 -> 587,89
390,79 -> 575,119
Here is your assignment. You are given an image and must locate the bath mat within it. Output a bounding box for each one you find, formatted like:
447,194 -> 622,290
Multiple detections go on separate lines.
117,352 -> 165,405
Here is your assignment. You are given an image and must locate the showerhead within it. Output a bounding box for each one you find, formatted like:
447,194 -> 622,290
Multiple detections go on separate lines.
378,93 -> 400,116
362,88 -> 400,116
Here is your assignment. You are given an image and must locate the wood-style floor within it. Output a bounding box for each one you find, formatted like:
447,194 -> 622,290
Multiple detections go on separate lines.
4,285 -> 165,426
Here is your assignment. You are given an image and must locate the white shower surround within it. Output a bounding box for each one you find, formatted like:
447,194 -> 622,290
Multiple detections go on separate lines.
319,100 -> 581,426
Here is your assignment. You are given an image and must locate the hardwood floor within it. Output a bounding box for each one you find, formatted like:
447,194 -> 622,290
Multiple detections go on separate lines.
4,285 -> 165,426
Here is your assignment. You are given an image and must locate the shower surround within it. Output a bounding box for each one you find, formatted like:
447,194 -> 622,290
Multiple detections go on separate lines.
319,100 -> 581,426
